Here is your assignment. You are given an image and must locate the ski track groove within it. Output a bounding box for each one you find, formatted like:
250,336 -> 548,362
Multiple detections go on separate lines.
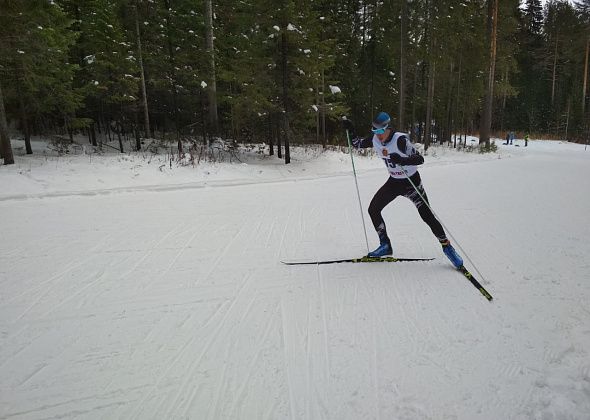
143,270 -> 254,419
305,292 -> 312,420
122,221 -> 186,285
123,297 -> 228,420
280,297 -> 298,420
16,362 -> 47,387
389,268 -> 421,350
10,264 -> 107,324
371,309 -> 381,420
38,269 -> 105,319
207,336 -> 232,420
226,300 -> 280,419
276,207 -> 294,261
194,220 -> 247,288
2,385 -> 150,420
193,292 -> 259,419
317,266 -> 332,389
141,225 -> 201,291
1,232 -> 113,308
251,205 -> 271,249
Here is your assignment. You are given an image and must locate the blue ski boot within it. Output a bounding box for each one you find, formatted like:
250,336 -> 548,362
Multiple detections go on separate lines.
368,241 -> 393,258
440,240 -> 463,268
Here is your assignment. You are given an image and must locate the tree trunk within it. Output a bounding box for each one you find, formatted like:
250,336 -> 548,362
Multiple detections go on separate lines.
163,0 -> 181,153
134,1 -> 151,140
411,66 -> 417,142
551,33 -> 559,106
321,68 -> 326,148
0,81 -> 15,164
445,62 -> 454,144
268,113 -> 274,156
564,99 -> 570,140
500,68 -> 508,133
454,55 -> 463,148
424,62 -> 435,150
583,38 -> 589,114
479,0 -> 498,147
90,123 -> 97,147
281,30 -> 290,164
204,0 -> 219,135
399,0 -> 406,130
17,87 -> 32,154
117,122 -> 124,153
315,77 -> 320,144
276,114 -> 282,159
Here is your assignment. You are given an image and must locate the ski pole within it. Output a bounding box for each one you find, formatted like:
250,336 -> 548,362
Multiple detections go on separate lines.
398,164 -> 487,282
345,128 -> 370,253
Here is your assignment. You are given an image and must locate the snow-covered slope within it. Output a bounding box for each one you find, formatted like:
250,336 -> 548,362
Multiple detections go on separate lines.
1,138 -> 589,419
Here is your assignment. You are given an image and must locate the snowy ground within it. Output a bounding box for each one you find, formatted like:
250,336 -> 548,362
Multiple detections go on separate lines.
1,137 -> 589,420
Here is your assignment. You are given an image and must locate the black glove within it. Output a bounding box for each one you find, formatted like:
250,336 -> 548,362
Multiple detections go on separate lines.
390,153 -> 405,164
351,137 -> 362,148
342,118 -> 355,133
389,152 -> 424,166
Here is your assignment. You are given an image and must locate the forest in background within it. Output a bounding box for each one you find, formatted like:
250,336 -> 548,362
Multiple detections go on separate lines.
0,0 -> 589,165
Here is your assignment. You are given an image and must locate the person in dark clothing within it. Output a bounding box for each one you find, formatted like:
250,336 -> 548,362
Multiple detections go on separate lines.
343,111 -> 463,268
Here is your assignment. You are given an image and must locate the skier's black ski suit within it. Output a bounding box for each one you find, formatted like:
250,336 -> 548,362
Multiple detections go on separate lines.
354,131 -> 446,244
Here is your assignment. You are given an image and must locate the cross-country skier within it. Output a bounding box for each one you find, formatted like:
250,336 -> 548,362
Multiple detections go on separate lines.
343,111 -> 463,268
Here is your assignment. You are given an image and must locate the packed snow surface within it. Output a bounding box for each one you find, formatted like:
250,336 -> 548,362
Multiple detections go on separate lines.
1,138 -> 589,419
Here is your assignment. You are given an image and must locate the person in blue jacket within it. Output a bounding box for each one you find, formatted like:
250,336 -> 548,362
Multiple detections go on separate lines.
343,111 -> 463,268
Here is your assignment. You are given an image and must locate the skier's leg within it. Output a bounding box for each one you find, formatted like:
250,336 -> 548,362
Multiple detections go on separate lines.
404,181 -> 446,240
367,178 -> 399,255
404,182 -> 464,267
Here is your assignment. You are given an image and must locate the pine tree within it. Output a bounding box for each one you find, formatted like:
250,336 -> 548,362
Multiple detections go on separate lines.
543,1 -> 585,138
61,0 -> 142,150
0,0 -> 81,153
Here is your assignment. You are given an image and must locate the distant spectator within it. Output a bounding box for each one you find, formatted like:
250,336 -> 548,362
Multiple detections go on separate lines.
524,133 -> 529,147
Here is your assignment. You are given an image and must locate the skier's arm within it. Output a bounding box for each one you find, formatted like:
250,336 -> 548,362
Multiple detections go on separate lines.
342,118 -> 373,149
390,135 -> 424,165
352,134 -> 374,149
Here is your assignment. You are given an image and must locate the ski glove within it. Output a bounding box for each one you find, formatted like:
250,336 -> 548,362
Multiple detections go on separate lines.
390,152 -> 425,166
390,153 -> 404,164
351,137 -> 363,148
342,118 -> 354,130
342,118 -> 356,137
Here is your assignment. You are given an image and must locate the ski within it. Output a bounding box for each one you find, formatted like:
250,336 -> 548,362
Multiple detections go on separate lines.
281,256 -> 434,265
458,266 -> 493,301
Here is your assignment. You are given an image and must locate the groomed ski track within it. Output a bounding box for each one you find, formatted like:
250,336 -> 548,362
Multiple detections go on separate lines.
1,143 -> 589,419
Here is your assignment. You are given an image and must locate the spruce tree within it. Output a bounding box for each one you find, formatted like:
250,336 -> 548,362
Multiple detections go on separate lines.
0,0 -> 81,153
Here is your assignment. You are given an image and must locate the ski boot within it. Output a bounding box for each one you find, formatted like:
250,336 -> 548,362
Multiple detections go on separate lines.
368,241 -> 393,258
440,239 -> 463,269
